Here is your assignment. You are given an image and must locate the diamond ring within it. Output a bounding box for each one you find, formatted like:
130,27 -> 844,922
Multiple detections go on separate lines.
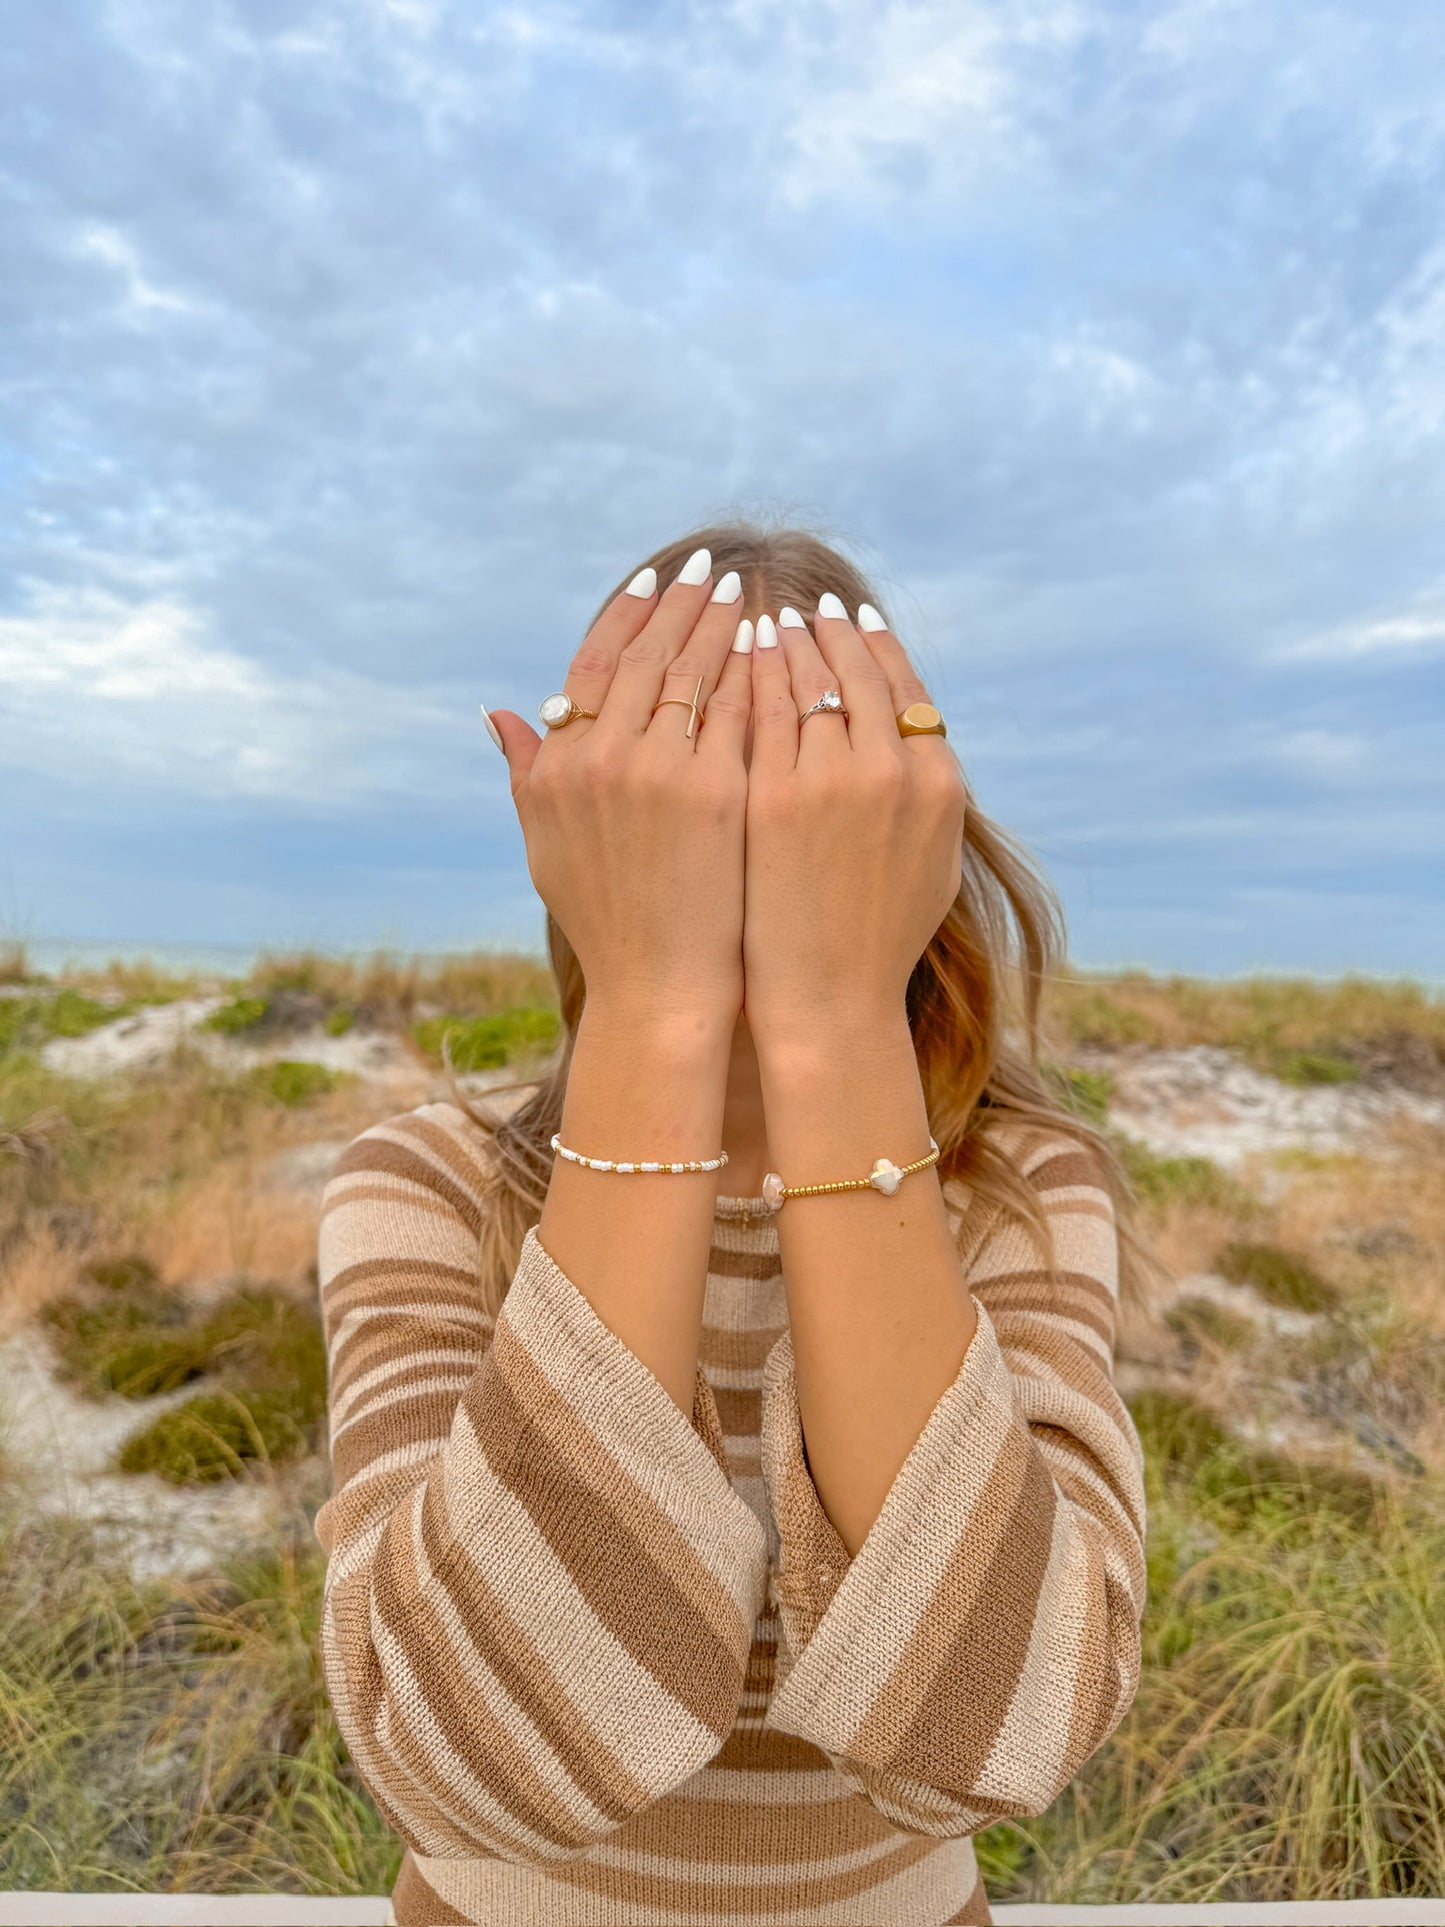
798,688 -> 849,726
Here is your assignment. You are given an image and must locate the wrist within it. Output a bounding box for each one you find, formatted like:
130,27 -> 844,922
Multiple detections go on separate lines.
747,996 -> 911,1066
579,995 -> 740,1058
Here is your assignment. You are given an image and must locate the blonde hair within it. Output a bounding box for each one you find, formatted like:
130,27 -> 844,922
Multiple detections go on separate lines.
447,515 -> 1155,1318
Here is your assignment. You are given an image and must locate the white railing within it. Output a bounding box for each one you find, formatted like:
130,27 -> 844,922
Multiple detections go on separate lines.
4,1898 -> 1445,1925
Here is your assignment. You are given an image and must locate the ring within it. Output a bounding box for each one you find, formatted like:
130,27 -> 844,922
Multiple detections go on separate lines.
798,688 -> 849,726
897,701 -> 947,738
651,673 -> 706,740
538,692 -> 599,729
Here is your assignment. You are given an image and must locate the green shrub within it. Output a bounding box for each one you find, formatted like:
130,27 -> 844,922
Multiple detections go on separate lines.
322,1004 -> 355,1036
248,1060 -> 345,1106
413,1004 -> 561,1072
1216,1239 -> 1339,1312
115,1386 -> 314,1483
1271,1048 -> 1360,1087
1165,1294 -> 1259,1351
203,995 -> 269,1034
1049,1063 -> 1115,1125
0,989 -> 127,1059
40,1277 -> 196,1399
1112,1136 -> 1252,1214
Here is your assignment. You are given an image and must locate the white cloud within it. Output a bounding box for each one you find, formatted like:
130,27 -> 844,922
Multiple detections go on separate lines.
0,585 -> 469,807
1277,599 -> 1445,662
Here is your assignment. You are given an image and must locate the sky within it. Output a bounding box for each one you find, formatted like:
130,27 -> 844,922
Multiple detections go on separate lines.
2,0 -> 1443,978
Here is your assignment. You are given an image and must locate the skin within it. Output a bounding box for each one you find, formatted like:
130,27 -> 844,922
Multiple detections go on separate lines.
487,559 -> 979,1557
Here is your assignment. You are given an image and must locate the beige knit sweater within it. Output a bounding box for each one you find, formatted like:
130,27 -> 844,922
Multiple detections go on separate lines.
314,1099 -> 1147,1926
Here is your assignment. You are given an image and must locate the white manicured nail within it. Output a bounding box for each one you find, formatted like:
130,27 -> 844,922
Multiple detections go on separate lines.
675,547 -> 711,587
732,617 -> 754,653
710,569 -> 742,603
857,603 -> 887,632
625,566 -> 657,598
756,612 -> 778,648
478,702 -> 504,754
818,591 -> 847,619
778,606 -> 807,628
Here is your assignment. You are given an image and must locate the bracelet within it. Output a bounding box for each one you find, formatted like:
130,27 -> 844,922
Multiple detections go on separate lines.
761,1135 -> 940,1212
550,1132 -> 729,1176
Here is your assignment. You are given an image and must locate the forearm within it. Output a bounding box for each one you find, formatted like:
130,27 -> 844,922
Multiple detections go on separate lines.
538,997 -> 737,1413
753,1005 -> 978,1555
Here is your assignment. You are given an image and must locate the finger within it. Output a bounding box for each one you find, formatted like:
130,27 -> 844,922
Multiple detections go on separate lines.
748,611 -> 800,777
596,547 -> 728,738
482,705 -> 544,797
773,602 -> 854,765
643,566 -> 754,748
550,562 -> 664,735
854,602 -> 951,760
692,613 -> 755,766
809,590 -> 897,753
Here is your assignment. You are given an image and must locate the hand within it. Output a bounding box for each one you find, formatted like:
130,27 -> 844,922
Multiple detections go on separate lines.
742,597 -> 967,1037
484,552 -> 754,1025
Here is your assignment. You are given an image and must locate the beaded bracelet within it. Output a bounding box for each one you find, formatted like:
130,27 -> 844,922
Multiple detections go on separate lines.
550,1132 -> 729,1176
549,1130 -> 940,1212
760,1135 -> 940,1211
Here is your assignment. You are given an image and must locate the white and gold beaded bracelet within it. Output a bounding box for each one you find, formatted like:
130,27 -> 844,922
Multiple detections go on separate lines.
550,1133 -> 730,1176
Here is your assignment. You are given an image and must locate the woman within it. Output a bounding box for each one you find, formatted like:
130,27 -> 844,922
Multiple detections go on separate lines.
314,521 -> 1149,1927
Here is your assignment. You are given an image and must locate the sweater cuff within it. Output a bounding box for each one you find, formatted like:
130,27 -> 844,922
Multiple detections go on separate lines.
495,1223 -> 765,1555
757,1296 -> 1010,1738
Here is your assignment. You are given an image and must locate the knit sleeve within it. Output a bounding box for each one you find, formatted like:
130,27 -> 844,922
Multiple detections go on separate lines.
756,1127 -> 1147,1836
312,1102 -> 769,1867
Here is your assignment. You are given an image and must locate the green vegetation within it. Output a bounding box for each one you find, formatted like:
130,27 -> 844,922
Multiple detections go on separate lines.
0,987 -> 129,1059
1049,1063 -> 1115,1125
1112,1136 -> 1255,1215
1272,1048 -> 1360,1086
413,1004 -> 561,1072
248,1060 -> 349,1107
203,994 -> 270,1034
1164,1294 -> 1259,1352
38,1263 -> 329,1480
1216,1239 -> 1339,1313
322,1004 -> 355,1036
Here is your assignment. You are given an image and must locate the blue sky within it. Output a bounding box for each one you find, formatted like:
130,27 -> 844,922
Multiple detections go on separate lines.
3,0 -> 1443,977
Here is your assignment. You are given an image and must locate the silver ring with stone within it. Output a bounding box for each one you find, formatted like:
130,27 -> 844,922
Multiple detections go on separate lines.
798,688 -> 849,726
538,691 -> 600,729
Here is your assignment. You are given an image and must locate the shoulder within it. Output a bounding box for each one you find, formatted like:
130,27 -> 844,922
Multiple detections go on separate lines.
322,1099 -> 500,1232
976,1112 -> 1115,1207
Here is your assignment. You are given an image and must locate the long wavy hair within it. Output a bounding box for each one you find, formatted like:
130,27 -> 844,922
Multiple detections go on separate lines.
446,516 -> 1155,1318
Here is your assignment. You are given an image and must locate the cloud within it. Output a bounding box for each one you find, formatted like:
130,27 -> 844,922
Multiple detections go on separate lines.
0,580 -> 469,807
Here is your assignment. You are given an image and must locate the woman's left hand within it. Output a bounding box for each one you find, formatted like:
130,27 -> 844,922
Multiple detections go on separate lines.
741,595 -> 968,1039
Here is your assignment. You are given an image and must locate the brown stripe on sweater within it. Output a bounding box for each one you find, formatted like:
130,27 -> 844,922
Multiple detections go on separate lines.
390,1850 -> 473,1925
471,1334 -> 754,1731
368,1480 -> 648,1853
549,1825 -> 945,1912
945,1872 -> 995,1924
970,1267 -> 1116,1342
329,1386 -> 465,1489
698,1322 -> 787,1370
714,1723 -> 831,1771
827,1414 -> 1032,1766
705,1245 -> 785,1282
325,1296 -> 483,1384
400,1109 -> 499,1210
712,1382 -> 762,1437
850,1423 -> 1059,1790
327,1134 -> 485,1237
409,1474 -> 662,1837
616,1778 -> 902,1861
483,1316 -> 756,1658
319,1179 -> 473,1233
890,1436 -> 1061,1795
1027,1147 -> 1106,1194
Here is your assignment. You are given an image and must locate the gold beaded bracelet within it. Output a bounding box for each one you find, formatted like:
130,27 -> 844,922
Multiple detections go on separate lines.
760,1135 -> 940,1212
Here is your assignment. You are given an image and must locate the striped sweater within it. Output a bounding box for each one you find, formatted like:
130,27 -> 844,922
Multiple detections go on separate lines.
314,1099 -> 1147,1926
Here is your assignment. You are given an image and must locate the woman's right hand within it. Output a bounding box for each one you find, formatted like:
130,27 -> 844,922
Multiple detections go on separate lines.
483,548 -> 755,1027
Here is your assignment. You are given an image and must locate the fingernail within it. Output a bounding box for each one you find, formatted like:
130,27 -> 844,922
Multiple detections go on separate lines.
478,702 -> 504,754
710,569 -> 742,603
818,591 -> 847,619
625,566 -> 657,598
732,617 -> 754,653
674,547 -> 711,587
756,613 -> 779,649
857,603 -> 887,632
778,606 -> 807,628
